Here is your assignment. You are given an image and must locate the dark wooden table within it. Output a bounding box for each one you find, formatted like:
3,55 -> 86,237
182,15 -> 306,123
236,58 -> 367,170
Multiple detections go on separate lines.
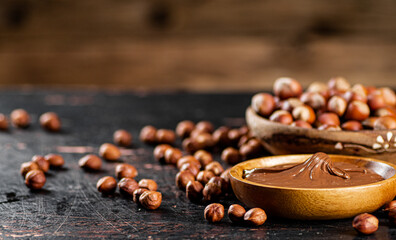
0,90 -> 395,239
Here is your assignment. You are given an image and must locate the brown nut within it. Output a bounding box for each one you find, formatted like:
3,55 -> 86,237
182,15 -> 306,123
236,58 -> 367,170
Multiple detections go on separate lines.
182,138 -> 197,153
204,203 -> 224,223
368,91 -> 387,111
269,110 -> 293,125
343,90 -> 368,103
99,143 -> 121,161
115,163 -> 138,179
212,126 -> 231,147
139,125 -> 157,144
203,182 -> 222,202
220,168 -> 231,183
180,163 -> 200,177
292,105 -> 316,124
291,120 -> 312,129
133,188 -> 148,203
281,98 -> 304,112
221,147 -> 241,165
0,113 -> 9,130
153,144 -> 172,164
208,176 -> 229,193
307,81 -> 329,95
239,125 -> 249,136
197,170 -> 216,185
251,93 -> 276,117
175,170 -> 196,190
191,132 -> 215,150
44,154 -> 64,168
351,84 -> 368,99
300,92 -> 326,111
379,87 -> 396,107
139,191 -> 162,210
138,179 -> 158,191
96,176 -> 117,195
345,101 -> 370,121
186,180 -> 203,202
362,117 -> 379,129
373,116 -> 396,130
10,109 -> 30,128
39,112 -> 61,132
375,107 -> 396,117
25,170 -> 46,190
317,112 -> 340,127
228,204 -> 246,223
118,178 -> 139,197
352,213 -> 378,235
194,150 -> 213,168
164,147 -> 183,165
195,121 -> 214,133
273,77 -> 303,99
384,200 -> 396,211
176,156 -> 201,170
32,155 -> 50,173
113,129 -> 132,147
20,162 -> 40,177
176,120 -> 195,138
156,129 -> 176,145
244,208 -> 267,226
317,124 -> 342,131
341,121 -> 363,131
205,162 -> 224,176
78,154 -> 102,171
240,138 -> 264,160
328,76 -> 350,93
327,96 -> 347,117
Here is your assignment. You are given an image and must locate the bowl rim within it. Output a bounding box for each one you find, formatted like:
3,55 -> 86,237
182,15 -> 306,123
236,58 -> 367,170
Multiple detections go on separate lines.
230,153 -> 396,191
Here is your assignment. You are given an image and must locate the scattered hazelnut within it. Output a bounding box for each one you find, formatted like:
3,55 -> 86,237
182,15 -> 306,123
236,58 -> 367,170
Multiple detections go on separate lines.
99,143 -> 121,161
373,116 -> 396,130
20,162 -> 40,177
118,178 -> 139,197
39,112 -> 61,132
317,112 -> 340,127
176,156 -> 201,170
96,176 -> 117,195
113,129 -> 132,147
300,92 -> 326,111
327,96 -> 347,117
221,147 -> 241,165
138,179 -> 158,191
368,91 -> 387,110
292,105 -> 316,124
212,126 -> 231,147
176,120 -> 195,138
195,121 -> 214,133
291,120 -> 312,129
251,93 -> 276,117
133,188 -> 148,203
204,203 -> 224,223
220,168 -> 231,183
273,77 -> 303,99
208,176 -> 228,193
191,132 -> 215,150
10,109 -> 30,128
140,125 -> 157,144
115,163 -> 138,179
44,154 -> 64,168
0,114 -> 9,130
352,213 -> 378,235
228,204 -> 246,223
244,208 -> 267,226
139,191 -> 162,210
25,170 -> 46,190
186,180 -> 203,202
194,150 -> 213,168
328,77 -> 350,93
205,162 -> 224,176
240,138 -> 264,160
153,144 -> 172,164
182,138 -> 197,153
32,155 -> 50,173
197,170 -> 216,185
203,182 -> 222,202
78,154 -> 102,171
156,129 -> 176,145
164,147 -> 183,165
341,121 -> 363,131
269,110 -> 293,125
180,163 -> 200,177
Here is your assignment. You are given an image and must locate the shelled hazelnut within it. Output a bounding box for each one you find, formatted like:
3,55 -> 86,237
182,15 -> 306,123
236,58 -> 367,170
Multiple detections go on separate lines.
176,120 -> 195,138
384,200 -> 396,211
212,126 -> 231,147
32,155 -> 50,173
228,129 -> 242,146
191,132 -> 215,150
44,154 -> 64,168
153,144 -> 172,164
20,162 -> 40,177
139,191 -> 162,210
195,121 -> 214,133
39,112 -> 61,132
244,208 -> 267,226
96,176 -> 117,195
273,77 -> 302,99
25,170 -> 46,190
269,110 -> 293,125
186,180 -> 203,202
239,138 -> 264,160
221,147 -> 241,165
99,143 -> 121,161
79,154 -> 102,171
251,93 -> 276,117
204,203 -> 224,223
133,188 -> 148,203
115,163 -> 138,179
194,150 -> 213,168
203,182 -> 222,202
197,170 -> 216,185
164,147 -> 183,165
228,204 -> 246,223
352,213 -> 378,235
176,156 -> 201,170
208,176 -> 228,193
0,113 -> 9,130
373,116 -> 396,130
138,179 -> 158,191
180,163 -> 200,177
182,138 -> 197,153
140,125 -> 157,144
156,129 -> 176,145
10,109 -> 30,128
205,162 -> 224,176
113,129 -> 132,147
292,105 -> 316,124
118,178 -> 139,196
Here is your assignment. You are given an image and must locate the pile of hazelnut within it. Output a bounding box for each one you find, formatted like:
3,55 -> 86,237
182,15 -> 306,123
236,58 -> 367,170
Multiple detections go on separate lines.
252,77 -> 396,131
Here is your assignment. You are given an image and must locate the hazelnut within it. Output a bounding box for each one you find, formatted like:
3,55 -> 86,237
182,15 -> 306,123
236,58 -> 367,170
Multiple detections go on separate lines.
384,200 -> 396,211
133,188 -> 148,203
176,156 -> 201,170
139,125 -> 157,144
368,91 -> 387,110
251,93 -> 276,117
176,170 -> 195,190
156,129 -> 176,145
20,162 -> 40,177
227,129 -> 242,147
176,120 -> 195,138
0,113 -> 9,130
195,121 -> 214,133
182,138 -> 197,153
208,176 -> 229,193
317,124 -> 342,131
118,178 -> 139,196
362,117 -> 378,129
327,96 -> 347,117
307,81 -> 328,94
300,92 -> 326,111
164,147 -> 183,165
115,163 -> 138,179
204,203 -> 224,223
44,154 -> 64,168
186,180 -> 203,202
273,77 -> 303,99
228,204 -> 246,223
220,168 -> 231,183
78,154 -> 102,171
280,98 -> 304,112
32,155 -> 50,173
203,182 -> 222,202
343,91 -> 367,103
379,87 -> 396,106
366,86 -> 377,95
269,110 -> 293,125
10,109 -> 30,128
244,208 -> 267,226
317,112 -> 340,127
351,84 -> 368,99
341,121 -> 363,131
96,176 -> 117,195
328,77 -> 350,93
25,170 -> 46,190
180,163 -> 200,177
139,191 -> 162,210
292,105 -> 316,124
352,213 -> 378,235
375,107 -> 396,117
239,125 -> 249,135
205,162 -> 224,176
212,126 -> 231,147
197,170 -> 216,185
240,138 -> 264,160
39,112 -> 61,132
153,144 -> 172,164
221,147 -> 241,165
238,135 -> 250,148
373,116 -> 396,130
345,101 -> 370,121
113,129 -> 132,147
191,132 -> 215,150
291,120 -> 312,129
194,150 -> 213,168
99,143 -> 121,161
138,179 -> 158,191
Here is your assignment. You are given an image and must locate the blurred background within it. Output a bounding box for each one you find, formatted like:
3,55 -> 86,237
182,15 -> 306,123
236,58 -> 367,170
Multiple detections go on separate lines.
0,0 -> 395,91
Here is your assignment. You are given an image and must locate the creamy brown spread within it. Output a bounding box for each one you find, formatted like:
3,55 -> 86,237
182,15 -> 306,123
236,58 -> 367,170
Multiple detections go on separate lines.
243,152 -> 384,188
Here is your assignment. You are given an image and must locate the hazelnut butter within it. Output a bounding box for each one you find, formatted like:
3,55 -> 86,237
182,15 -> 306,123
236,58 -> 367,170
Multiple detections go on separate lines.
243,152 -> 384,188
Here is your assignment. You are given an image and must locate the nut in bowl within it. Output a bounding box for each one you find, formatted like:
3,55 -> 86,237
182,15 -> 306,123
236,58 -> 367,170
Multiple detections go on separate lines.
229,154 -> 396,220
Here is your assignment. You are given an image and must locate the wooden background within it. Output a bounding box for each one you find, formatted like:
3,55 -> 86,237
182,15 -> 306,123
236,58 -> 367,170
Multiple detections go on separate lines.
0,0 -> 396,91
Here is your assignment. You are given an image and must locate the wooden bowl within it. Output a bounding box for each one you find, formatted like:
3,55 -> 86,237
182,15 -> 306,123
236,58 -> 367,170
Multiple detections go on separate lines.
246,107 -> 396,163
230,154 -> 396,220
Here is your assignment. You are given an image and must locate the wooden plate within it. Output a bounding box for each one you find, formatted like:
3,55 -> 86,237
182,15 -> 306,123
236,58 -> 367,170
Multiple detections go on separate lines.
230,154 -> 396,220
246,107 -> 396,162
